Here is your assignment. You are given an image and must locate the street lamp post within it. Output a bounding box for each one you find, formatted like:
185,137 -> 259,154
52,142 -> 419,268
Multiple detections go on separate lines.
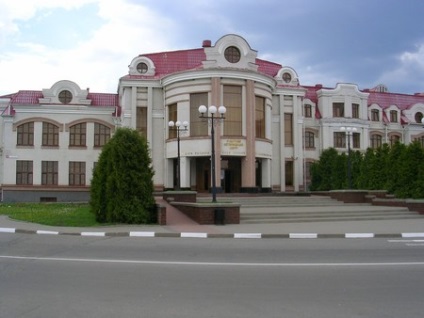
198,105 -> 226,203
340,126 -> 357,189
168,120 -> 188,190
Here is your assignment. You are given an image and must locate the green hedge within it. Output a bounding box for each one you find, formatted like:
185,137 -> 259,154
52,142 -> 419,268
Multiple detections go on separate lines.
310,142 -> 424,199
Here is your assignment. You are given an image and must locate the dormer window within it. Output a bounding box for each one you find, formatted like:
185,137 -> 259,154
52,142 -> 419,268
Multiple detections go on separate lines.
390,110 -> 398,123
58,90 -> 72,104
304,104 -> 312,118
415,112 -> 423,123
224,46 -> 241,63
371,109 -> 379,121
282,72 -> 292,83
136,62 -> 148,74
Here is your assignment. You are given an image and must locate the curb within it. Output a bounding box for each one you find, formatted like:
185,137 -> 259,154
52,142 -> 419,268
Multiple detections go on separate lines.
2,227 -> 424,239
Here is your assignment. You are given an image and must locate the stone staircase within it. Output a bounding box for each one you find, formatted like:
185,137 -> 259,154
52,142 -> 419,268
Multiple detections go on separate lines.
199,195 -> 423,224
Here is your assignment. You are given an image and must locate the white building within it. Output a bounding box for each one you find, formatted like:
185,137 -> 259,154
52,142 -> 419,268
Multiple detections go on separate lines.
1,34 -> 424,202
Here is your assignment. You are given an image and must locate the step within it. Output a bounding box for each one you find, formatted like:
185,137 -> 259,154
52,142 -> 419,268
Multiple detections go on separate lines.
241,214 -> 424,224
240,205 -> 410,214
241,210 -> 417,219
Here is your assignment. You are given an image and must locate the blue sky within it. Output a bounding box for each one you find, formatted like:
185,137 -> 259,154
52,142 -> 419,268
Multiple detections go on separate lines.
1,0 -> 423,96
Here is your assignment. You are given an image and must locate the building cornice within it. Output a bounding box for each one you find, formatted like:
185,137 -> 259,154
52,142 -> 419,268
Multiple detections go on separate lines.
161,69 -> 277,88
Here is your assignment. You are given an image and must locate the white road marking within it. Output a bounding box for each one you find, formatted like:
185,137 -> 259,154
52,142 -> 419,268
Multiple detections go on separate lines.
80,232 -> 105,237
129,231 -> 155,237
1,255 -> 424,267
36,230 -> 59,235
234,233 -> 262,239
345,233 -> 375,238
0,228 -> 15,233
402,233 -> 424,238
289,233 -> 318,239
388,240 -> 424,243
181,232 -> 208,238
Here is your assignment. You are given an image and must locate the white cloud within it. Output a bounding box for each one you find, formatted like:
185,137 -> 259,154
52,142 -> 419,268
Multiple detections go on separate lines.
400,43 -> 424,68
0,0 -> 179,95
0,0 -> 97,39
376,43 -> 424,93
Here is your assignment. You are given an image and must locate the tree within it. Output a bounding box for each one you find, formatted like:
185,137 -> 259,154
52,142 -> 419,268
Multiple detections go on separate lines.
396,141 -> 424,198
310,148 -> 340,191
385,141 -> 406,194
90,127 -> 156,224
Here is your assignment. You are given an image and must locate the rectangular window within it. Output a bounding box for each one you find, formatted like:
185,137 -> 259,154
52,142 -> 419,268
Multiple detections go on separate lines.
42,161 -> 58,185
333,103 -> 344,117
352,104 -> 359,119
16,160 -> 33,185
371,109 -> 379,121
190,93 -> 208,137
304,104 -> 312,118
94,123 -> 111,147
255,96 -> 265,139
69,161 -> 86,186
285,161 -> 293,186
284,113 -> 293,146
352,132 -> 360,148
334,132 -> 346,148
17,122 -> 34,146
42,122 -> 59,146
69,123 -> 86,147
136,107 -> 148,137
305,131 -> 315,148
168,103 -> 177,139
390,110 -> 398,123
223,85 -> 242,136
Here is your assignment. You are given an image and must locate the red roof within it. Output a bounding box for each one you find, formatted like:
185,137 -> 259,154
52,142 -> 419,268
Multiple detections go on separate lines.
0,90 -> 119,107
122,48 -> 283,80
87,93 -> 119,106
304,85 -> 325,104
367,91 -> 424,110
9,91 -> 43,105
256,58 -> 282,77
303,85 -> 424,112
0,90 -> 120,117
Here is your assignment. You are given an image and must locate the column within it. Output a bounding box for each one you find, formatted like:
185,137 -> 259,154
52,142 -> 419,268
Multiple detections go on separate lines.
241,80 -> 256,192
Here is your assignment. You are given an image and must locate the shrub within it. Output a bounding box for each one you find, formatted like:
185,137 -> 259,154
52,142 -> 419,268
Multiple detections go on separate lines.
90,128 -> 156,223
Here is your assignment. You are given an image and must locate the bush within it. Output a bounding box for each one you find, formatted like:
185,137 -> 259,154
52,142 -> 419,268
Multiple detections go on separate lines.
90,128 -> 156,224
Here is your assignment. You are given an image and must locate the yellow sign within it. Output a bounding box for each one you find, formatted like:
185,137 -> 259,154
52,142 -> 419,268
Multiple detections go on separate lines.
224,139 -> 243,150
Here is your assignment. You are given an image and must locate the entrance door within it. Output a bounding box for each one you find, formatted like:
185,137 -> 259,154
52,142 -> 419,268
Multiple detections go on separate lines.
195,157 -> 210,193
221,157 -> 241,193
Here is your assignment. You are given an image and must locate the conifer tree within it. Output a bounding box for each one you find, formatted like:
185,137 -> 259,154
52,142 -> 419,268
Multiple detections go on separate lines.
90,128 -> 156,224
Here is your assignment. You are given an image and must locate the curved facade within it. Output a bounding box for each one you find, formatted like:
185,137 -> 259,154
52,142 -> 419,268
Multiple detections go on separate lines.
2,34 -> 424,201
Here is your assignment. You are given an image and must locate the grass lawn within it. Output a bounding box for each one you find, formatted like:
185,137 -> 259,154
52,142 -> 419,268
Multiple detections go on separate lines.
0,203 -> 101,227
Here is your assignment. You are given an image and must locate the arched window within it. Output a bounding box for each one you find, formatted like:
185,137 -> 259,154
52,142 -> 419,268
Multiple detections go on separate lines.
370,134 -> 382,149
94,123 -> 111,147
69,123 -> 86,147
42,122 -> 59,146
389,134 -> 401,146
17,122 -> 34,146
371,109 -> 380,121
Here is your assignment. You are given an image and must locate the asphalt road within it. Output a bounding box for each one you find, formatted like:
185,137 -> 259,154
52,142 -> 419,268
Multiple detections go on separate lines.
1,233 -> 424,318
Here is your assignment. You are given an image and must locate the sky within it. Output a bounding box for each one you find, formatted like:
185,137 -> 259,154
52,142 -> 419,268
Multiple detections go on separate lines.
1,0 -> 424,96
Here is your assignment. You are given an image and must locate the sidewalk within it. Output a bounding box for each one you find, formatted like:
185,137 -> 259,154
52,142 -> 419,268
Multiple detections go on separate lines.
1,201 -> 424,239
